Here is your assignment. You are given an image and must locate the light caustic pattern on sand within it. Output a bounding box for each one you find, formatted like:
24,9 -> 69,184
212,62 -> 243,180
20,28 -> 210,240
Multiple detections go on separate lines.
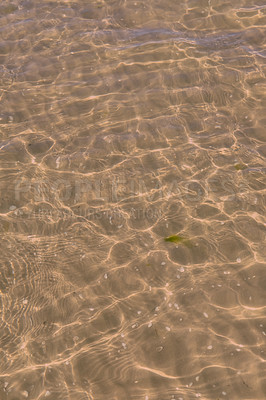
0,0 -> 266,399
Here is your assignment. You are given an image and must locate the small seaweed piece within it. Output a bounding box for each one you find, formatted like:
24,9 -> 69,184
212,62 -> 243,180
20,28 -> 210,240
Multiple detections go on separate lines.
234,163 -> 247,171
164,235 -> 185,243
164,235 -> 194,248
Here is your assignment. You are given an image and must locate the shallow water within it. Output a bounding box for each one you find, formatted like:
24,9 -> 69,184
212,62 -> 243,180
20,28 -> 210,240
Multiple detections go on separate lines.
0,1 -> 266,399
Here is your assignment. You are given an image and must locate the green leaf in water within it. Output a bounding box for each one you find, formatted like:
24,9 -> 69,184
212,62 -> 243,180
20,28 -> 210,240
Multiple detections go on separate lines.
234,163 -> 247,171
164,235 -> 193,248
164,235 -> 185,243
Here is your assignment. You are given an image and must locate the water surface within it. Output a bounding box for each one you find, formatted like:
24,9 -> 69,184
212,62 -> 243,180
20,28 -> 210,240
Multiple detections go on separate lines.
0,1 -> 266,399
